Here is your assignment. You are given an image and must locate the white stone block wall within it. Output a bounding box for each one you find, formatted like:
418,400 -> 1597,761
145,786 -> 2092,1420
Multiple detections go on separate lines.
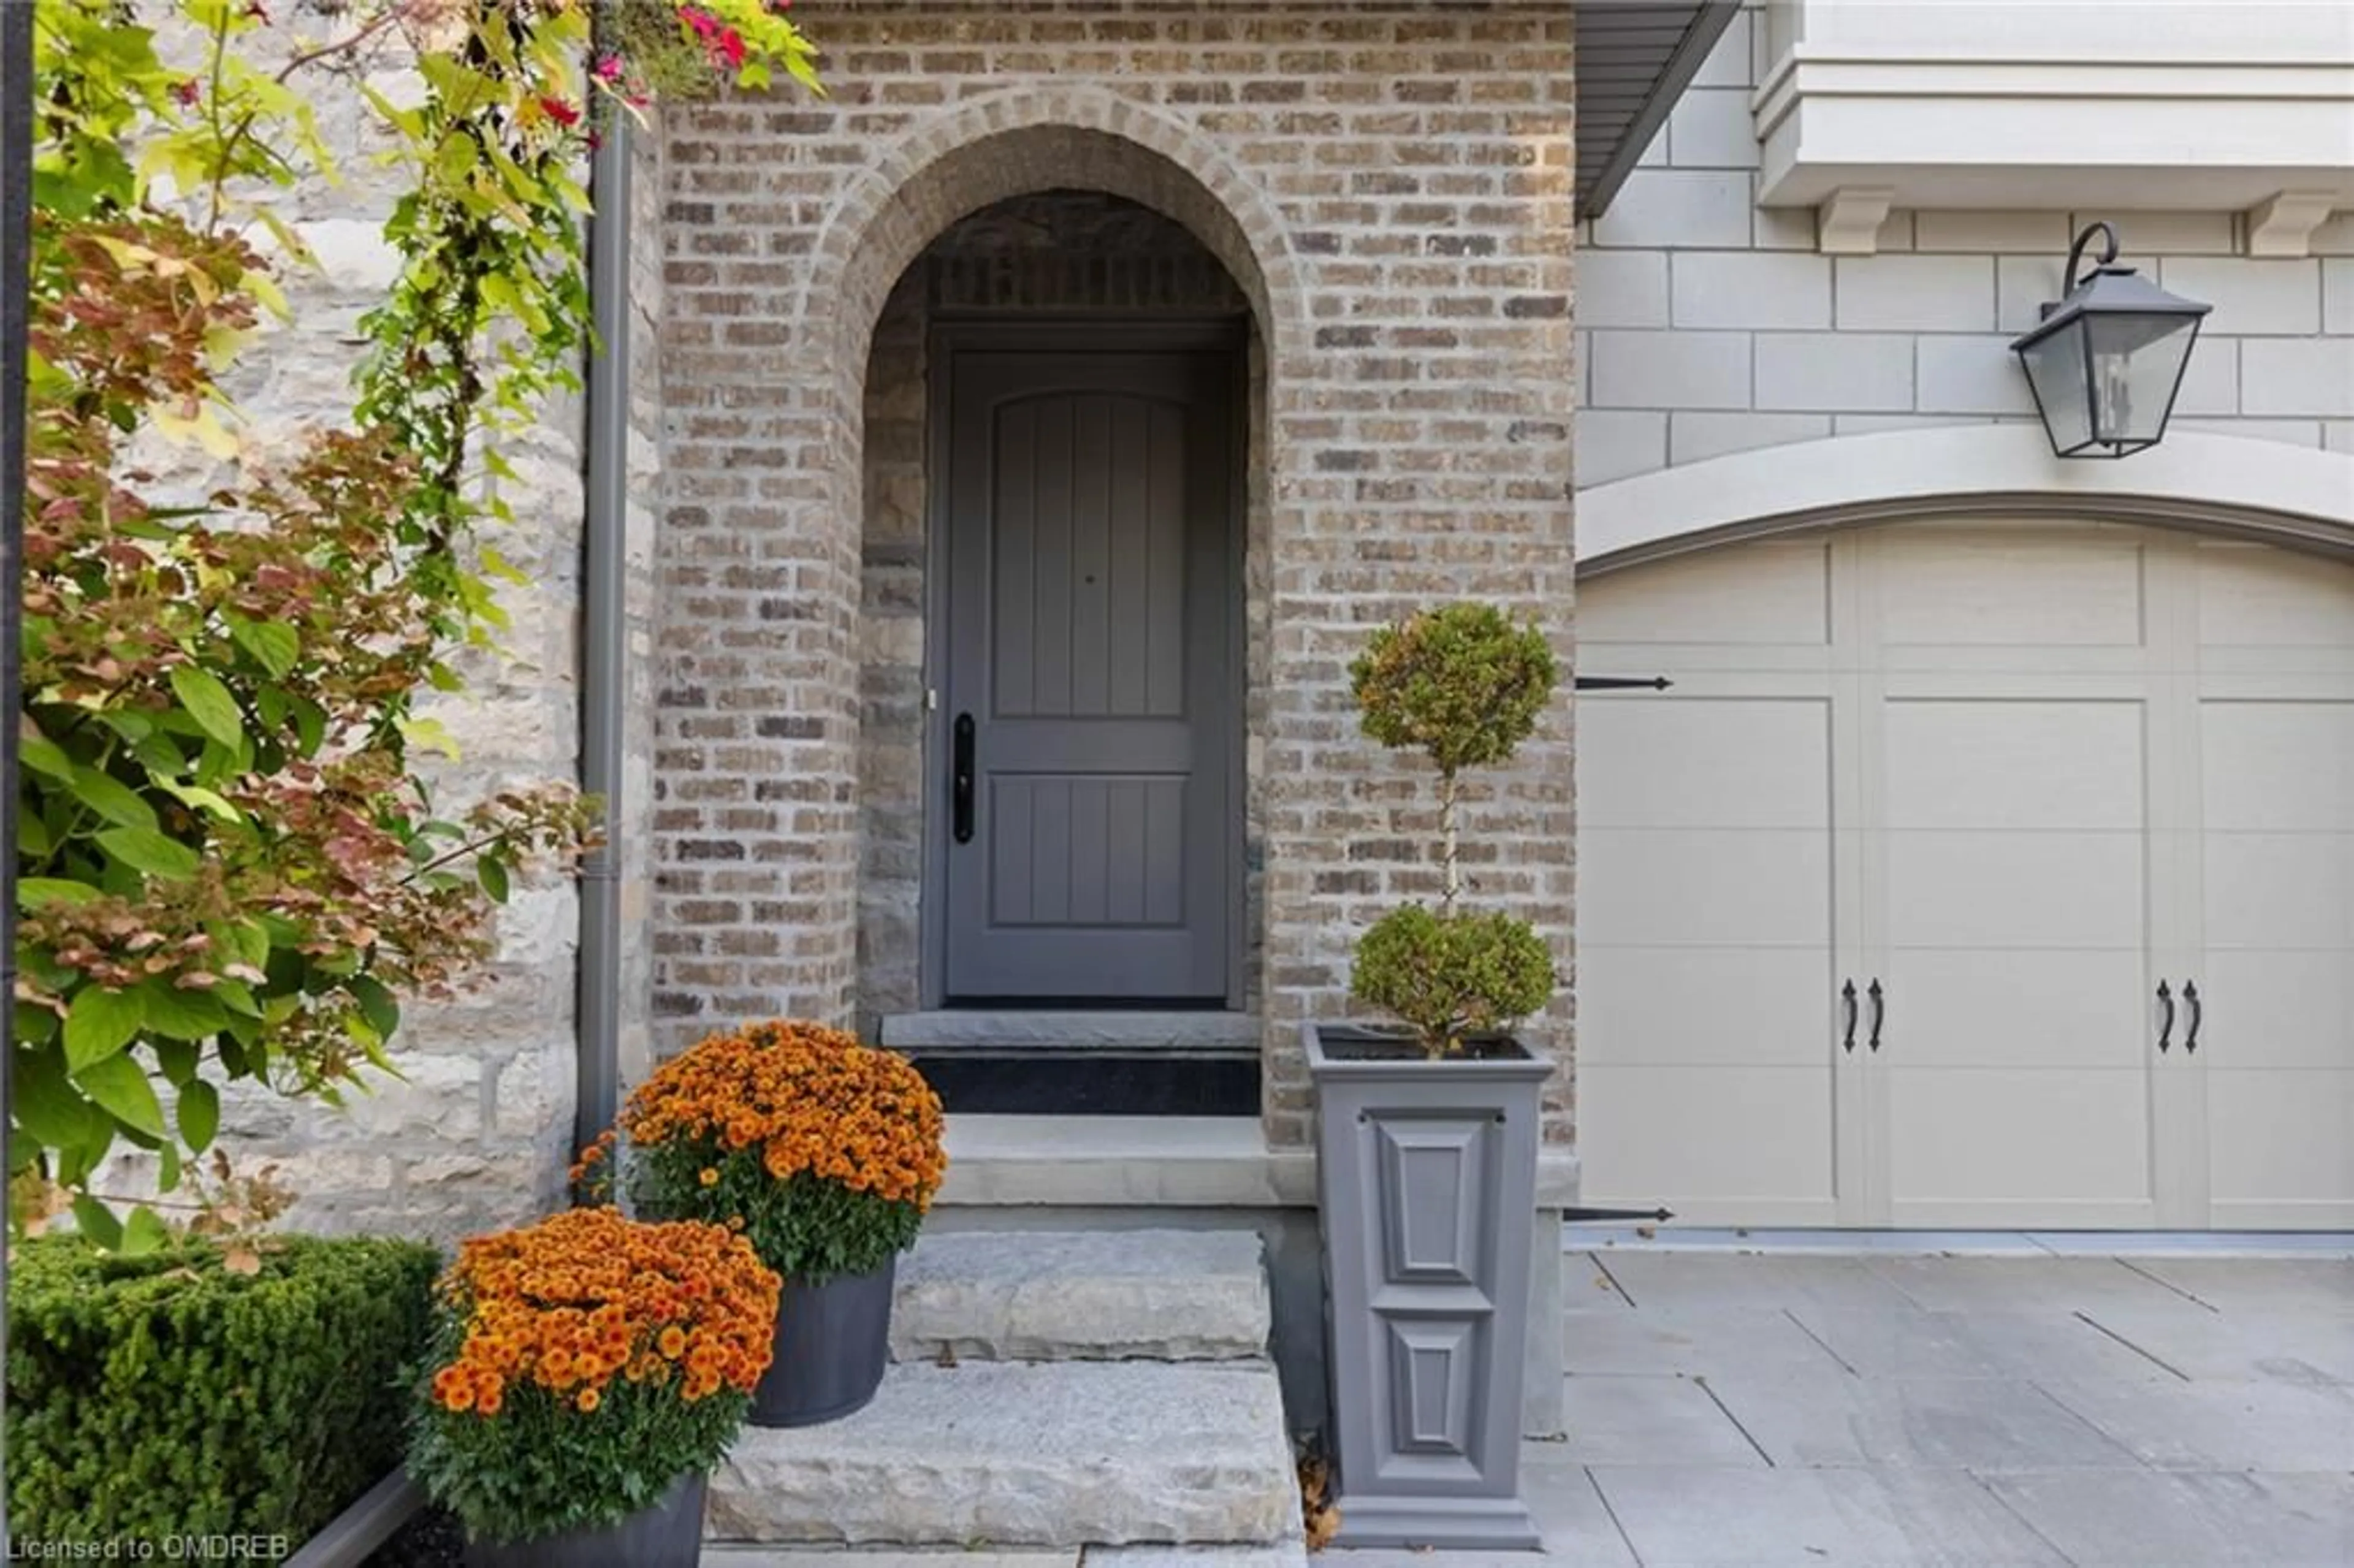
105,22 -> 586,1243
1574,4 -> 2354,489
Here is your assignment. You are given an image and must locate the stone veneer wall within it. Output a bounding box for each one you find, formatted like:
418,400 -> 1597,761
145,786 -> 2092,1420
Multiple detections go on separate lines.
651,2 -> 1579,1146
107,24 -> 590,1241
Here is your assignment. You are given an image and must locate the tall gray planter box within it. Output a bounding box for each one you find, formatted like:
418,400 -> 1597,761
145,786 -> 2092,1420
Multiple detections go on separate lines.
1306,1021 -> 1546,1551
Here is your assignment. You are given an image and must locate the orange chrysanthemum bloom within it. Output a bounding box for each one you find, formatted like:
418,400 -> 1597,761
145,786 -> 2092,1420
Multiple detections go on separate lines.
620,1019 -> 947,1212
424,1206 -> 779,1422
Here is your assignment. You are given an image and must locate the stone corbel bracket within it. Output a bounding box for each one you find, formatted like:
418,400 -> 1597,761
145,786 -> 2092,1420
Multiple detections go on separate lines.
2245,191 -> 2339,258
1818,186 -> 1895,254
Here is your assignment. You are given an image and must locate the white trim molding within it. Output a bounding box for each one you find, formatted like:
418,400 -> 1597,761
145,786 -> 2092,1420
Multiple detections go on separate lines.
1753,4 -> 2354,216
1577,427 -> 2354,573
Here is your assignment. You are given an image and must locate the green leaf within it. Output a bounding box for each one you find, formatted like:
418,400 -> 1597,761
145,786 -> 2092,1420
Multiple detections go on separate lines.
71,1195 -> 124,1250
98,826 -> 204,880
154,1035 -> 199,1084
157,780 -> 243,823
95,709 -> 155,743
13,1046 -> 107,1149
158,1140 -> 183,1193
213,978 -> 263,1019
121,1205 -> 172,1256
64,986 -> 146,1073
75,1051 -> 169,1141
72,765 -> 159,831
19,733 -> 77,780
18,812 -> 51,858
142,982 -> 229,1043
476,855 -> 510,902
230,618 -> 300,679
290,697 -> 327,757
346,975 -> 400,1042
178,1079 -> 221,1154
18,878 -> 100,908
170,664 -> 245,749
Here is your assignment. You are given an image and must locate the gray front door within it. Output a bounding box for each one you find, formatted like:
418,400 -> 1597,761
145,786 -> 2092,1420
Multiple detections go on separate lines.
939,341 -> 1235,1002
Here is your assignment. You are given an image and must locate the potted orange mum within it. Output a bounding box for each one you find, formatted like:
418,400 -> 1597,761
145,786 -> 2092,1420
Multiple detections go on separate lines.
405,1206 -> 778,1567
592,1019 -> 947,1427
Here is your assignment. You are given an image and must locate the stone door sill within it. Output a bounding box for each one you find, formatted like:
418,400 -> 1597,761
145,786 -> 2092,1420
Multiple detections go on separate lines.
880,1010 -> 1260,1052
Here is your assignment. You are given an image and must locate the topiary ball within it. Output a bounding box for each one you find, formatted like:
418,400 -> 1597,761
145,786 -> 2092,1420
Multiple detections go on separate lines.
1349,603 -> 1558,774
1350,904 -> 1556,1059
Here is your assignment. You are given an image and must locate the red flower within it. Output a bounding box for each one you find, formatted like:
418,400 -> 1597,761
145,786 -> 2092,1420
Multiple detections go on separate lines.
172,79 -> 200,107
717,26 -> 747,68
539,96 -> 582,127
678,5 -> 718,38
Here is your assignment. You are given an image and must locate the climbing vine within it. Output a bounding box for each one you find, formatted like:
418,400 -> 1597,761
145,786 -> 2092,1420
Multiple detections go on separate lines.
12,0 -> 821,1246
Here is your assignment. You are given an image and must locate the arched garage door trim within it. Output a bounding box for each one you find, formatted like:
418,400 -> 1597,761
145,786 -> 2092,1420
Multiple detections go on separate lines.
1578,427 -> 2354,574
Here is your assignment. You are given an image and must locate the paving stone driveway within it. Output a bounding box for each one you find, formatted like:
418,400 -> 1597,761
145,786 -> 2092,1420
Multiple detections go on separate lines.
1444,1246 -> 2354,1568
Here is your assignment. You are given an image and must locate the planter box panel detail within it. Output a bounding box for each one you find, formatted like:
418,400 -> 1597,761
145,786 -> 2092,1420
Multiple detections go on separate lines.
1306,1022 -> 1544,1551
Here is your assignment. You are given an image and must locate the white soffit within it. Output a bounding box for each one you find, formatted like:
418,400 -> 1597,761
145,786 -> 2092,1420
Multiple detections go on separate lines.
1752,1 -> 2354,226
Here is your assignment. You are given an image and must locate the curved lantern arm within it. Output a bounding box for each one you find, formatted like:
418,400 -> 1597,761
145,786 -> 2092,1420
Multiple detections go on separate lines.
2065,221 -> 2122,291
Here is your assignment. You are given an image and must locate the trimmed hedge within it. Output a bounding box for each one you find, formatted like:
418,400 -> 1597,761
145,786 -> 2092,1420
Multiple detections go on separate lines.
7,1233 -> 440,1541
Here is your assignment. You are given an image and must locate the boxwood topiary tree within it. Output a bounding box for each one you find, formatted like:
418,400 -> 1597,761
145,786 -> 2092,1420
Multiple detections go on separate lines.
1347,603 -> 1560,1058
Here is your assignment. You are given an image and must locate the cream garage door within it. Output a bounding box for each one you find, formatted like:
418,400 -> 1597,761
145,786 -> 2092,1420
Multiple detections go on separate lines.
1577,524 -> 2354,1231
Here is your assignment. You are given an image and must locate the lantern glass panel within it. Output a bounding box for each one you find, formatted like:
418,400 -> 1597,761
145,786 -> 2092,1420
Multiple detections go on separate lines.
2085,312 -> 2201,449
2019,321 -> 2094,455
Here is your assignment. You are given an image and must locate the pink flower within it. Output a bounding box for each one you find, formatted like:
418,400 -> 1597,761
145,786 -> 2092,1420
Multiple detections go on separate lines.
173,78 -> 200,107
593,53 -> 625,83
678,5 -> 718,38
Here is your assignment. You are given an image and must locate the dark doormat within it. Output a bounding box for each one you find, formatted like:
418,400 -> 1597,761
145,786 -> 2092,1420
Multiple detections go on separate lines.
901,1050 -> 1260,1117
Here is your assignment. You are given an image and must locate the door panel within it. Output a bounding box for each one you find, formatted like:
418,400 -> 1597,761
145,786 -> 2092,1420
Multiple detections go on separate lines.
942,348 -> 1233,1001
1873,531 -> 2152,650
1872,694 -> 2158,1226
1577,690 -> 1854,1224
2195,693 -> 2354,1227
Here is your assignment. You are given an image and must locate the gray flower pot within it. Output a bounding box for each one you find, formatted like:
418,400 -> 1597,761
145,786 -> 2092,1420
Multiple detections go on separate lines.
751,1255 -> 897,1428
1305,1021 -> 1547,1551
463,1469 -> 705,1568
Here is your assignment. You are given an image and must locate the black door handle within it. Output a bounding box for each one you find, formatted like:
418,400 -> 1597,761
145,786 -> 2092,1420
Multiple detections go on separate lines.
1867,979 -> 1884,1052
951,712 -> 975,845
2182,981 -> 2201,1055
1841,980 -> 1857,1054
2156,981 -> 2173,1053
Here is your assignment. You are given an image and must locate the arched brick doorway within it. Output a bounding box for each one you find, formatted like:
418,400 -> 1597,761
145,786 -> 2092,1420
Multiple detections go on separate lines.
652,81 -> 1575,1147
856,189 -> 1265,1030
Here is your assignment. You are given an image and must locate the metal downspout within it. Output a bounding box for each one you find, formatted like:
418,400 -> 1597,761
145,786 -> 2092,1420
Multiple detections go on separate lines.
1,1 -> 36,1545
575,112 -> 630,1160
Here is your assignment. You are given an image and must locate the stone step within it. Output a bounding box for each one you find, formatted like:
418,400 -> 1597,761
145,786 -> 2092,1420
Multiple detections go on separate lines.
891,1230 -> 1270,1363
706,1548 -> 1308,1567
706,1544 -> 1318,1553
707,1360 -> 1302,1550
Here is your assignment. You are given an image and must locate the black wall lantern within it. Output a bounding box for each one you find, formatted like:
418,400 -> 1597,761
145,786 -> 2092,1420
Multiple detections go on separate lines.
2010,222 -> 2211,459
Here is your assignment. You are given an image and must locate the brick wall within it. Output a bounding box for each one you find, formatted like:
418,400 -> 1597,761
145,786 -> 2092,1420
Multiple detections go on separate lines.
649,1 -> 1579,1145
1576,2 -> 2354,487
